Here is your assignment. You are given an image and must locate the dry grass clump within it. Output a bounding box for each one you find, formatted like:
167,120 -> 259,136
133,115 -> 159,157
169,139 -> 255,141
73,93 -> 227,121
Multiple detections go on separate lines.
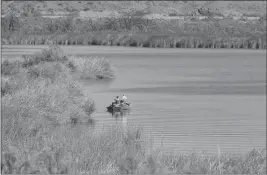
1,45 -> 120,174
26,62 -> 71,83
1,67 -> 29,96
2,77 -> 95,143
168,148 -> 266,174
1,77 -> 96,173
44,125 -> 145,174
18,45 -> 116,81
1,125 -> 145,174
1,46 -> 97,142
1,76 -> 13,96
1,59 -> 23,76
1,145 -> 69,174
1,61 -> 70,97
1,45 -> 115,96
1,45 -> 98,152
69,56 -> 116,80
80,99 -> 96,116
21,45 -> 68,68
2,80 -> 49,144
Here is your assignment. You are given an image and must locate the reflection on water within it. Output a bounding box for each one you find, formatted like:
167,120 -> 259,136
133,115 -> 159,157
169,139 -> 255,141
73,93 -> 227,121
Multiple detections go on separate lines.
107,109 -> 131,121
68,117 -> 96,129
106,109 -> 132,134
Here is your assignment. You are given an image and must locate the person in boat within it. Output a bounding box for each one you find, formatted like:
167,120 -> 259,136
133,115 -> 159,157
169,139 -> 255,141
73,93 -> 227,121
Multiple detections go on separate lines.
121,94 -> 128,105
112,96 -> 120,106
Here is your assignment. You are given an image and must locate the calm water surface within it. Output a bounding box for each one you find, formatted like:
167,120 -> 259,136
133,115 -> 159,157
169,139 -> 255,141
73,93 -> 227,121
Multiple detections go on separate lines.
2,45 -> 266,153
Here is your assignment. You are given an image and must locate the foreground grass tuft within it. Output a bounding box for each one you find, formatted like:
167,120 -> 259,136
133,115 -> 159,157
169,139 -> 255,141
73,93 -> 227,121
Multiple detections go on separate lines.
2,124 -> 266,174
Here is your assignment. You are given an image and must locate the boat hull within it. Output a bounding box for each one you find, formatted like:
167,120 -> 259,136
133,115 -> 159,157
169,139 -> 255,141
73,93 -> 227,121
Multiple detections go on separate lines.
106,103 -> 131,112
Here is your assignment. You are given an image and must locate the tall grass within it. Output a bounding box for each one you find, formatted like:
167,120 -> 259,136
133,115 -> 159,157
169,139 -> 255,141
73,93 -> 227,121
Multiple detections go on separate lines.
2,124 -> 266,174
2,14 -> 266,49
3,33 -> 266,49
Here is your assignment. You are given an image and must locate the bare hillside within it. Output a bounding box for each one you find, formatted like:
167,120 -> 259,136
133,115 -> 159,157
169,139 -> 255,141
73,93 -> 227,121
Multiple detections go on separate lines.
2,1 -> 266,18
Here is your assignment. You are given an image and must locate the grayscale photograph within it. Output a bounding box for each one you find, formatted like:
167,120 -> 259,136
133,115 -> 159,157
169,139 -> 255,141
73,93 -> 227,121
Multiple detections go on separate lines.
1,0 -> 266,174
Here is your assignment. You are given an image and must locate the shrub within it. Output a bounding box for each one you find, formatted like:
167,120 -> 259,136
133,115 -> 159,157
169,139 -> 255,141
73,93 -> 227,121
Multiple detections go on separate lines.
88,57 -> 116,80
27,62 -> 71,83
2,81 -> 47,143
1,145 -> 69,174
169,12 -> 178,16
69,56 -> 116,80
1,59 -> 22,76
1,125 -> 146,174
1,76 -> 12,96
22,45 -> 68,68
81,99 -> 95,116
66,60 -> 76,72
1,75 -> 95,145
1,68 -> 29,96
129,40 -> 138,47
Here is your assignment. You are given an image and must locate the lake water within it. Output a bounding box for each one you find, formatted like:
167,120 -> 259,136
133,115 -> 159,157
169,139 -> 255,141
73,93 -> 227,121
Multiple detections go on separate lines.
2,45 -> 266,153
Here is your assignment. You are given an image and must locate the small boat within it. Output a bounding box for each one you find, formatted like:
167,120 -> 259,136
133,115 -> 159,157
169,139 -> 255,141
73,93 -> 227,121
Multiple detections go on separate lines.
106,102 -> 131,112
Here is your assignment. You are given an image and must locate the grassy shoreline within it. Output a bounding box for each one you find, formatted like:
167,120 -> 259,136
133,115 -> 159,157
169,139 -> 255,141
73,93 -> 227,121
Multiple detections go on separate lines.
2,33 -> 266,49
1,45 -> 266,174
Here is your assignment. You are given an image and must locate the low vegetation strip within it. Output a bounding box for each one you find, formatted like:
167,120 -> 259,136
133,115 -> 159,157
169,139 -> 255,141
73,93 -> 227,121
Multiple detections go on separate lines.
2,32 -> 266,49
1,46 -> 266,174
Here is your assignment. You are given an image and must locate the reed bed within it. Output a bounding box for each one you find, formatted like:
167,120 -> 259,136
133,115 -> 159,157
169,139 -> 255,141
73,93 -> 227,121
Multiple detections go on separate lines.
3,33 -> 266,49
2,15 -> 266,49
